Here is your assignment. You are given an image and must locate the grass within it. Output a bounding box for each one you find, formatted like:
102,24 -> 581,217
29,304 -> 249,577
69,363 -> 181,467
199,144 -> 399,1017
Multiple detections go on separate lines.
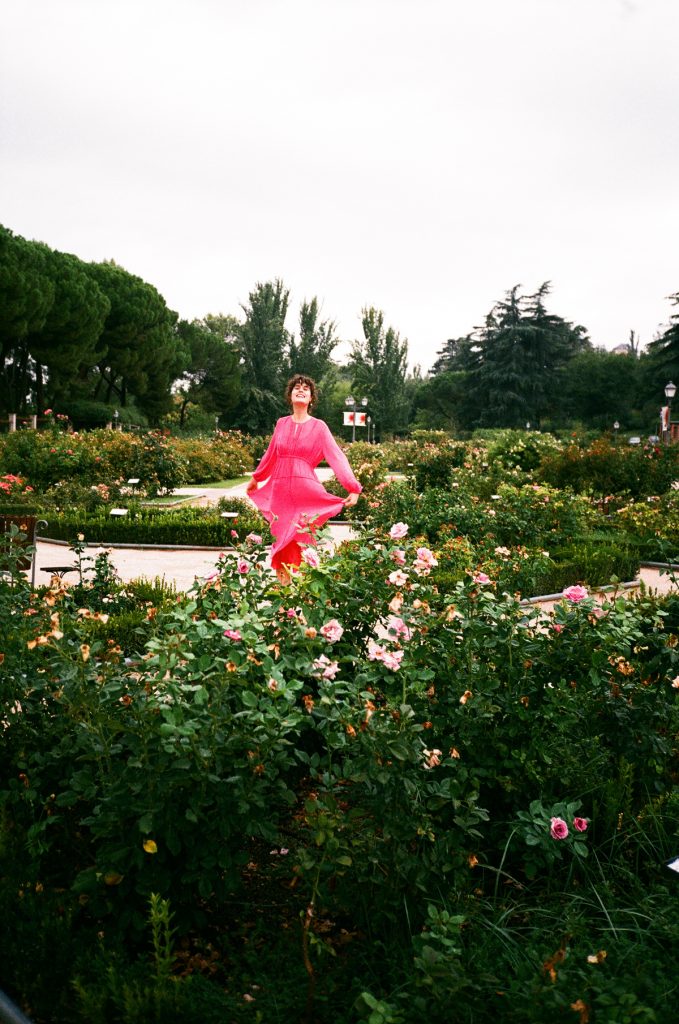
192,476 -> 251,489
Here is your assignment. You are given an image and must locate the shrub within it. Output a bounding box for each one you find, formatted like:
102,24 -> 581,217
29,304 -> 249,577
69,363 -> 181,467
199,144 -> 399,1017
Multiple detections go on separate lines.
537,437 -> 679,498
414,441 -> 469,490
2,518 -> 679,1021
42,503 -> 270,547
173,433 -> 252,483
484,428 -> 563,472
611,492 -> 679,561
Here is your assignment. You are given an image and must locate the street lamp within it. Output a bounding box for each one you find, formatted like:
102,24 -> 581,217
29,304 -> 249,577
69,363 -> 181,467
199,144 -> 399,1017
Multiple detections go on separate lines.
113,409 -> 119,431
345,395 -> 368,443
613,420 -> 620,443
664,381 -> 676,444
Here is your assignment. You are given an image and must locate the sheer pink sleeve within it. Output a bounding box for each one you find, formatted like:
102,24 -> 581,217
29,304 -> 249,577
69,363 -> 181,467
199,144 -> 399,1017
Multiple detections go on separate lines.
320,423 -> 362,494
252,420 -> 281,482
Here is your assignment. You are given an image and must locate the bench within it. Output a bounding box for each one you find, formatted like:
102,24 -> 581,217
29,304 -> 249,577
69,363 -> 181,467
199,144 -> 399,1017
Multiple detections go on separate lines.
41,565 -> 80,580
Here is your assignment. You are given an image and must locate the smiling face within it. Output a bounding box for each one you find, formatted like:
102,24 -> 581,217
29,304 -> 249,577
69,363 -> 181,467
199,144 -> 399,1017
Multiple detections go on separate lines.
292,381 -> 311,404
285,375 -> 317,409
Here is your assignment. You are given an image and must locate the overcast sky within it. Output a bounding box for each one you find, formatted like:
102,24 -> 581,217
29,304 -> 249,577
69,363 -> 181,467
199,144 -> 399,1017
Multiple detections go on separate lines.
1,0 -> 678,373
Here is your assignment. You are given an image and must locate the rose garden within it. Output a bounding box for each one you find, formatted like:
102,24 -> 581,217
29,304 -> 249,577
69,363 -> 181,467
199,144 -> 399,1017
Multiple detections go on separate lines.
1,424 -> 679,1023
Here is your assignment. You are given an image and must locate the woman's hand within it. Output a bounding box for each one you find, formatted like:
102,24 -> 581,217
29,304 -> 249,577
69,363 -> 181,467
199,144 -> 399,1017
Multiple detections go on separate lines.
344,491 -> 360,507
246,477 -> 259,494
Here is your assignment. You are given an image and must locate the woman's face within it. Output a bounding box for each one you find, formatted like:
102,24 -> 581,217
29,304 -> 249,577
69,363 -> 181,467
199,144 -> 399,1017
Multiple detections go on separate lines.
291,381 -> 312,406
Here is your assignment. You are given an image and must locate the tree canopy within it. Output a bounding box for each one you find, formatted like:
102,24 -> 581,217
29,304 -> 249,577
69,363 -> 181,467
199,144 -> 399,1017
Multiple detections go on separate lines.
349,307 -> 410,437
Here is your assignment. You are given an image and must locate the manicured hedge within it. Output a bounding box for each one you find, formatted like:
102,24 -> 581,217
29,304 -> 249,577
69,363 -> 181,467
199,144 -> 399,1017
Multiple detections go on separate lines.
42,501 -> 270,547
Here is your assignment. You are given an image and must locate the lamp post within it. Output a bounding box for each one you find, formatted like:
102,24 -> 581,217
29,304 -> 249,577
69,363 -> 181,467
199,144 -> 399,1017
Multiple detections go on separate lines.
613,420 -> 620,443
113,408 -> 119,431
664,381 -> 676,445
345,395 -> 368,443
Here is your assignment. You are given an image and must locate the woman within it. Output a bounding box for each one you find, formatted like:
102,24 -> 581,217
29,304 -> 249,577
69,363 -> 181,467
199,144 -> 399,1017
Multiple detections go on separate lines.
246,375 -> 362,583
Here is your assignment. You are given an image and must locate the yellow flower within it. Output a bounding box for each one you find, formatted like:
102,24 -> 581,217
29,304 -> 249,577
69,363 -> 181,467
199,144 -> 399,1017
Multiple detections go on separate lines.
143,839 -> 158,854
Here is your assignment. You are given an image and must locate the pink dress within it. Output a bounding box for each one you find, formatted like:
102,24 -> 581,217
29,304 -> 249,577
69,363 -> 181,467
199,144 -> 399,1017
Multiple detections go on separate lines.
250,416 -> 362,570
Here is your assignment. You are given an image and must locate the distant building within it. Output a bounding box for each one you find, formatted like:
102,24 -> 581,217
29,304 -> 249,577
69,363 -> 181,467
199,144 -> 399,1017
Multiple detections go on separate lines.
610,343 -> 631,356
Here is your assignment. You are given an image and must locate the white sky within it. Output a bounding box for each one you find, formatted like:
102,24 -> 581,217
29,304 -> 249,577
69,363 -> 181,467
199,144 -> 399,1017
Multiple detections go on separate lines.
1,0 -> 678,373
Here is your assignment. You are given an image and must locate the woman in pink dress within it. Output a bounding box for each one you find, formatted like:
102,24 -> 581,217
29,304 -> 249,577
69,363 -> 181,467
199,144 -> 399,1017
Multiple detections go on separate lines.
247,375 -> 362,583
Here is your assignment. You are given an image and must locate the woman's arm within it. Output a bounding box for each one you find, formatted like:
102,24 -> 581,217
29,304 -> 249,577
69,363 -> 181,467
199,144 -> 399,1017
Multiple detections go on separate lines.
248,421 -> 281,490
320,422 -> 362,497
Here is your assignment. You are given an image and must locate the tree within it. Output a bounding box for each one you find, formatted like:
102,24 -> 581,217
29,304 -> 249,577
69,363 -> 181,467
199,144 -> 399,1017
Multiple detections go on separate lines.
233,279 -> 290,433
86,261 -> 182,422
26,245 -> 110,414
288,298 -> 338,380
428,334 -> 475,376
349,307 -> 410,437
174,316 -> 241,427
412,370 -> 470,431
0,226 -> 55,412
287,297 -> 340,422
467,283 -> 590,428
559,349 -> 645,429
647,292 -> 679,378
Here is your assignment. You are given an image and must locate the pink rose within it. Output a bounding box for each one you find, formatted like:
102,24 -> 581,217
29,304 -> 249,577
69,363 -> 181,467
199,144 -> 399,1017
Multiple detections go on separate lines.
320,619 -> 344,644
389,522 -> 409,539
388,569 -> 408,587
387,615 -> 411,641
301,547 -> 320,568
246,533 -> 262,545
415,546 -> 438,569
550,817 -> 569,840
313,654 -> 340,680
473,572 -> 491,585
223,629 -> 242,641
573,817 -> 588,833
423,748 -> 442,770
563,585 -> 588,603
231,529 -> 239,539
553,623 -> 564,634
381,649 -> 404,671
390,548 -> 406,566
237,558 -> 250,575
367,639 -> 387,661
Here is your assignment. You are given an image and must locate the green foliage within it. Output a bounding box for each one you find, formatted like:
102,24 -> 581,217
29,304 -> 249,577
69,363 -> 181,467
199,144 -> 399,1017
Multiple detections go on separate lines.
537,436 -> 679,498
43,502 -> 269,546
413,440 -> 468,489
611,493 -> 679,561
536,540 -> 640,595
173,316 -> 241,428
429,282 -> 591,430
86,260 -> 183,424
172,432 -> 252,482
2,437 -> 679,1022
233,279 -> 290,433
0,427 -> 188,496
350,307 -> 410,436
483,428 -> 563,472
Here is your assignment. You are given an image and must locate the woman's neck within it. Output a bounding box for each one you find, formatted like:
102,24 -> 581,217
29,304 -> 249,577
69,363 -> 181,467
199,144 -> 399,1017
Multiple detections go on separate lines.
291,406 -> 311,423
